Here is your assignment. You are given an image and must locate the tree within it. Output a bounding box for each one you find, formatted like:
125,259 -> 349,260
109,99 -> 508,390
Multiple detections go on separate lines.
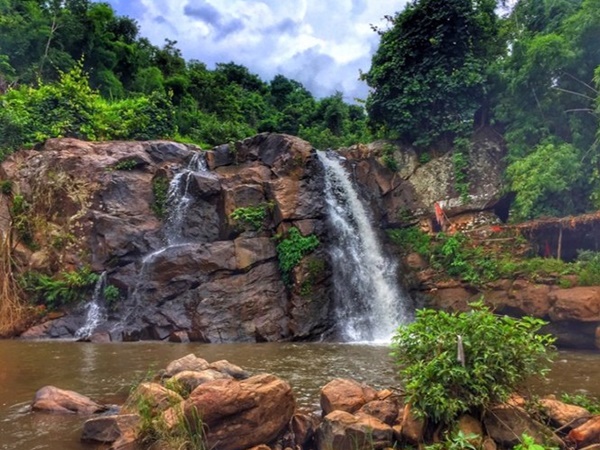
364,0 -> 502,149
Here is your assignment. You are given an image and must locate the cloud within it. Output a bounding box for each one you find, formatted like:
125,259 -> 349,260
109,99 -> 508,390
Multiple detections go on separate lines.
100,0 -> 409,100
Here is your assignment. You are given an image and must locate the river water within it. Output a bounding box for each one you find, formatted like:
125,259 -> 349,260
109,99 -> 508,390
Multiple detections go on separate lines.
1,341 -> 599,450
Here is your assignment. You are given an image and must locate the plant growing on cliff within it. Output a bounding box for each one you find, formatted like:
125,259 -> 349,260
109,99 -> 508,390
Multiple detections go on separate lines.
151,176 -> 170,219
390,301 -> 555,425
230,203 -> 271,231
22,267 -> 99,310
276,227 -> 320,284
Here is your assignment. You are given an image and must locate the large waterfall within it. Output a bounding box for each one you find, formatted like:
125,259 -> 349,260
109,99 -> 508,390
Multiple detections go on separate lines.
318,151 -> 411,342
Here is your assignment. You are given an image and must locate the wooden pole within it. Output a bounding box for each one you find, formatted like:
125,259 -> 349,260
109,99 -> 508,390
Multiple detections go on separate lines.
557,227 -> 563,260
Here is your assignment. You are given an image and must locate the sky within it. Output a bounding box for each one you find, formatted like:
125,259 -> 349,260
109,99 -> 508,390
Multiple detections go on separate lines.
101,0 -> 409,101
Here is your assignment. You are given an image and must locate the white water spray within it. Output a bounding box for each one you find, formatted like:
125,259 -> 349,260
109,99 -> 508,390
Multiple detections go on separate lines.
164,152 -> 209,245
318,151 -> 411,342
75,271 -> 107,339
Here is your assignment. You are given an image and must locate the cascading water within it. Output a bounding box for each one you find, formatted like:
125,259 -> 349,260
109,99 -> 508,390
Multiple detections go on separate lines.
75,271 -> 107,339
114,152 -> 209,334
164,152 -> 208,245
318,150 -> 411,342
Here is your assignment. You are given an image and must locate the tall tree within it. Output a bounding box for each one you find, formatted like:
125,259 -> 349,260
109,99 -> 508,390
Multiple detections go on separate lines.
364,0 -> 502,149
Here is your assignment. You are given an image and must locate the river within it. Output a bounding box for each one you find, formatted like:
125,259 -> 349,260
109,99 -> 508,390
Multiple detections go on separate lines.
0,341 -> 599,450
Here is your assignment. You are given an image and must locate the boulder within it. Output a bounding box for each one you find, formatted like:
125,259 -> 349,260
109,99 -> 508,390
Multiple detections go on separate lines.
358,399 -> 400,426
456,414 -> 484,447
539,397 -> 591,429
316,410 -> 394,450
395,404 -> 425,445
208,359 -> 251,379
123,382 -> 183,414
549,288 -> 600,322
179,373 -> 295,450
164,354 -> 210,377
32,386 -> 106,414
171,369 -> 232,396
320,379 -> 378,415
483,404 -> 563,448
81,414 -> 140,444
291,413 -> 319,448
568,416 -> 600,448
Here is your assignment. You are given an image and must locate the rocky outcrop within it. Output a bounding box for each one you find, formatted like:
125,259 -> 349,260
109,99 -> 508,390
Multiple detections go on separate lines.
2,134 -> 334,342
422,279 -> 600,349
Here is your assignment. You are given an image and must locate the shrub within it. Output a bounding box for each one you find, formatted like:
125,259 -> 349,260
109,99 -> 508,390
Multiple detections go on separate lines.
276,227 -> 319,284
103,284 -> 120,307
151,176 -> 170,219
22,267 -> 99,310
229,204 -> 270,231
390,301 -> 555,425
113,159 -> 138,170
388,227 -> 431,256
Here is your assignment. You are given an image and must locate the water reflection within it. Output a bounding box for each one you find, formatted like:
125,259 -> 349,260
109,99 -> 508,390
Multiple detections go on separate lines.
0,340 -> 598,450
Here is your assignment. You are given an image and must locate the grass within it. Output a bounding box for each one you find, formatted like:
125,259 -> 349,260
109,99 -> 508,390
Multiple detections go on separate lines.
0,231 -> 27,337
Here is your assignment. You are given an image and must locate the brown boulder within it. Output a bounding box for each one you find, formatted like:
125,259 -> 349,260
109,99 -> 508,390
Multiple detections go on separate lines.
170,369 -> 232,396
568,415 -> 600,448
320,378 -> 378,415
181,373 -> 295,450
208,359 -> 251,379
358,399 -> 400,426
32,385 -> 106,414
81,414 -> 140,444
316,410 -> 393,450
164,354 -> 210,377
539,397 -> 591,429
483,404 -> 563,448
291,413 -> 319,448
395,404 -> 425,445
123,382 -> 183,414
549,287 -> 600,322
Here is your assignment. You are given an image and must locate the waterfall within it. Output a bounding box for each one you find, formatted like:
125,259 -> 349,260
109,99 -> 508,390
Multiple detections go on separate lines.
113,152 -> 209,334
318,151 -> 411,342
75,271 -> 107,339
164,152 -> 208,245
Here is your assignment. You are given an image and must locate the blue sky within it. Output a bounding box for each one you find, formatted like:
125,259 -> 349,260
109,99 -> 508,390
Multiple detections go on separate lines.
100,0 -> 407,101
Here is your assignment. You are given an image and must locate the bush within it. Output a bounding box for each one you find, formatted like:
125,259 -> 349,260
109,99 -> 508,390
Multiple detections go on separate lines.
276,227 -> 319,284
22,267 -> 99,310
390,301 -> 555,424
229,204 -> 270,231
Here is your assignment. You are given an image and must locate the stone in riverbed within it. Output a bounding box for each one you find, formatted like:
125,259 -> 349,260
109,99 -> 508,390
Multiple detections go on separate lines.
81,414 -> 140,444
178,373 -> 295,450
123,382 -> 183,414
208,359 -> 251,379
539,397 -> 591,429
320,378 -> 378,415
32,385 -> 107,414
164,353 -> 209,377
170,369 -> 232,396
316,409 -> 393,450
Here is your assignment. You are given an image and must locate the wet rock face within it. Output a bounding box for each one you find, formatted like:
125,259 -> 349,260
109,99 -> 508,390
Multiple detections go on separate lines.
4,134 -> 333,342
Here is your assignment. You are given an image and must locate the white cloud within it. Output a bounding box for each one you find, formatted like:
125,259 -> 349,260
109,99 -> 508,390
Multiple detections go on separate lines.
103,0 -> 408,100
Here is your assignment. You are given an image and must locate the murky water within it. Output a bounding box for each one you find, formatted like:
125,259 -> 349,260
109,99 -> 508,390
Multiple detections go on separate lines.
0,341 -> 599,450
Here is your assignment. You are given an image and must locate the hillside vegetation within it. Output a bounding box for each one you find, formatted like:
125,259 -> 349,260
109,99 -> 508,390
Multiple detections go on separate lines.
0,0 -> 599,222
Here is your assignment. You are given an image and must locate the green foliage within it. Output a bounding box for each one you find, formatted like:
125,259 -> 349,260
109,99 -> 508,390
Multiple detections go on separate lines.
10,194 -> 35,248
514,433 -> 558,450
22,267 -> 99,310
276,227 -> 320,284
388,227 -> 431,256
424,431 -> 479,450
560,392 -> 600,415
113,159 -> 138,170
229,203 -> 270,231
391,302 -> 555,424
0,180 -> 12,195
103,284 -> 120,307
506,141 -> 583,221
381,143 -> 399,172
365,0 -> 501,149
151,176 -> 169,219
576,250 -> 600,286
452,138 -> 470,202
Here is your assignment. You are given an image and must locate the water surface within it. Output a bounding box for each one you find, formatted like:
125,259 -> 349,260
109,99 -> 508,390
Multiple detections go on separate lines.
0,341 -> 598,450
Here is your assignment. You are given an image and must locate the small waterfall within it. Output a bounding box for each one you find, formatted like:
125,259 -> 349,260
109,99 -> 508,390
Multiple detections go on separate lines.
318,150 -> 411,342
164,152 -> 208,245
75,271 -> 107,339
113,152 -> 209,334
